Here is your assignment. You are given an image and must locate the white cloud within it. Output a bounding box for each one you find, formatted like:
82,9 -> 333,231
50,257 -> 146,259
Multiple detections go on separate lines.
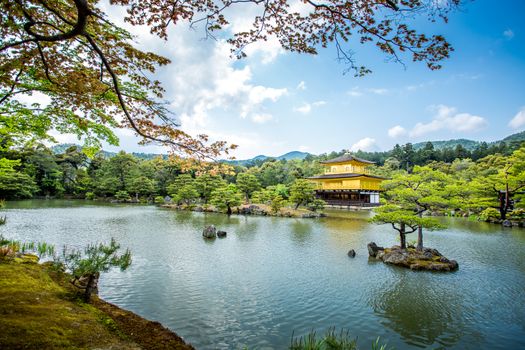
251,113 -> 274,124
509,107 -> 525,129
347,87 -> 363,97
350,137 -> 377,152
126,26 -> 288,132
297,81 -> 307,90
294,104 -> 311,114
388,125 -> 407,138
503,29 -> 515,40
368,88 -> 389,95
347,87 -> 388,97
294,100 -> 326,114
409,105 -> 487,137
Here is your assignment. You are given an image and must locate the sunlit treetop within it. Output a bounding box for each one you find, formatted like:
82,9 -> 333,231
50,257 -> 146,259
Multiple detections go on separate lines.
1,0 -> 459,159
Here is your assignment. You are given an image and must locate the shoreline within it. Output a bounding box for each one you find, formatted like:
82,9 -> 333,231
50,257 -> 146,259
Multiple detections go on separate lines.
0,258 -> 194,350
161,203 -> 327,218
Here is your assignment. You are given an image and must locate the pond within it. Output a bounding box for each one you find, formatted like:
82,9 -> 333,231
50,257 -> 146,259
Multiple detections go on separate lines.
1,200 -> 525,349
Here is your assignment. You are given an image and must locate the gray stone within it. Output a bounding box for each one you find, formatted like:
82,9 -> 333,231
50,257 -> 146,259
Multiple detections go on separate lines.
217,230 -> 227,238
164,196 -> 172,203
502,220 -> 512,227
422,251 -> 434,260
448,260 -> 459,270
382,250 -> 408,265
202,225 -> 217,239
367,242 -> 384,258
347,249 -> 356,258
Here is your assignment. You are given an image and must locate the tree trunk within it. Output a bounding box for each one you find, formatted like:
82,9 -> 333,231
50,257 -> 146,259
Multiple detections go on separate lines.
498,191 -> 507,220
417,210 -> 424,251
227,205 -> 232,215
417,225 -> 423,251
83,274 -> 95,303
294,202 -> 300,210
400,223 -> 406,249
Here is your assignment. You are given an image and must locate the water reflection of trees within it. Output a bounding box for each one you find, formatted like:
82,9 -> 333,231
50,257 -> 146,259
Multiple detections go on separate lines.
368,272 -> 481,348
231,216 -> 259,241
290,220 -> 313,244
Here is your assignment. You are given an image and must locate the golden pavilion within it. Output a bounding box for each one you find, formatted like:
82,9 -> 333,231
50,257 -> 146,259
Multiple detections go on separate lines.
307,153 -> 385,206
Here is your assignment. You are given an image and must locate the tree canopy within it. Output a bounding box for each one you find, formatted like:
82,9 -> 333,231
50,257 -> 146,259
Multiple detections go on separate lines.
2,0 -> 459,158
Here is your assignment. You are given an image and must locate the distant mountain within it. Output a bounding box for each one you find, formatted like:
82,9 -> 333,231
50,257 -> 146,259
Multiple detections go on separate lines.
48,130 -> 525,164
226,151 -> 311,166
412,131 -> 525,151
501,130 -> 525,144
277,151 -> 311,160
50,144 -> 165,160
412,139 -> 481,151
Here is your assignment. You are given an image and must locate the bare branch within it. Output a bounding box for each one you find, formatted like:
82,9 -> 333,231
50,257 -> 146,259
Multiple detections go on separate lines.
0,67 -> 25,105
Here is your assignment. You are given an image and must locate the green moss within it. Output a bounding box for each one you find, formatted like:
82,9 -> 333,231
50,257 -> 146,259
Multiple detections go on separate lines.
0,261 -> 137,349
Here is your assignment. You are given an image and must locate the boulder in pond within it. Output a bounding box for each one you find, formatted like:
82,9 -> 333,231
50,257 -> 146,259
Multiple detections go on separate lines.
217,230 -> 227,238
202,225 -> 217,239
502,220 -> 512,227
347,249 -> 356,258
367,242 -> 384,258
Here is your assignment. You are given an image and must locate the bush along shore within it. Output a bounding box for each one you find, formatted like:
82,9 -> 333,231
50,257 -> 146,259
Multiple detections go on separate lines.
161,203 -> 326,218
0,239 -> 194,350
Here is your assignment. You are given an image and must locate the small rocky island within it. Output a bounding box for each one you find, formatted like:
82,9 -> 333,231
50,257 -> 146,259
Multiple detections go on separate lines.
368,242 -> 459,272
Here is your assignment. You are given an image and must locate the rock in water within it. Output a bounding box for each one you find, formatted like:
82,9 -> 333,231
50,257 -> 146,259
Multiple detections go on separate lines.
217,230 -> 227,238
382,250 -> 409,266
347,249 -> 356,258
367,242 -> 384,258
502,220 -> 512,227
373,245 -> 459,272
202,225 -> 217,239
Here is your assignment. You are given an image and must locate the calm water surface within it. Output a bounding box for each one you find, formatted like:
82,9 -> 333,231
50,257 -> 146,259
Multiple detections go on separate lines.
2,200 -> 525,349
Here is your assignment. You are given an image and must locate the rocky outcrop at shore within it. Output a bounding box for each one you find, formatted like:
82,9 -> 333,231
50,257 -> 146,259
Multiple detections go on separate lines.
367,242 -> 458,272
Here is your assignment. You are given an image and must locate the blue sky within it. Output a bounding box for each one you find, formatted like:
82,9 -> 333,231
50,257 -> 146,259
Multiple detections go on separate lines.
91,0 -> 525,159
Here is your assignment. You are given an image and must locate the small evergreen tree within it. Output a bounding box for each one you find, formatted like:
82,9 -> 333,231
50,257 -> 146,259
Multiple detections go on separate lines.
210,184 -> 242,215
236,173 -> 261,202
60,238 -> 131,303
289,179 -> 316,210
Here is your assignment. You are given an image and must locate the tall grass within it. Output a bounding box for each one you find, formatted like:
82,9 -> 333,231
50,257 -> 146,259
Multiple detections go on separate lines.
0,235 -> 55,259
290,328 -> 391,350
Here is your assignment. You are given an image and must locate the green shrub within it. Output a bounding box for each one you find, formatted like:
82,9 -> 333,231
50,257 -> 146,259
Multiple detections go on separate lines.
307,199 -> 326,212
85,192 -> 95,200
270,195 -> 285,214
509,208 -> 525,220
478,207 -> 501,221
154,196 -> 165,204
114,191 -> 130,202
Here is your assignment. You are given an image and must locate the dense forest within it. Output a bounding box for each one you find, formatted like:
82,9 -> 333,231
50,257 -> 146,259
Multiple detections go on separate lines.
1,139 -> 524,221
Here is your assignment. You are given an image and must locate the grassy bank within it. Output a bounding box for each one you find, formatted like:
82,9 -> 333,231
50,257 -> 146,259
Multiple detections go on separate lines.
0,258 -> 194,350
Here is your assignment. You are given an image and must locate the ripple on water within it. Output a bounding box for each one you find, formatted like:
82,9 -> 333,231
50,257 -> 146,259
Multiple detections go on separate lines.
3,201 -> 525,350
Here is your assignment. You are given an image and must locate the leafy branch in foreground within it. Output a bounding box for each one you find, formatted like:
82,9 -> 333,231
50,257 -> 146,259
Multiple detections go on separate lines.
1,0 -> 235,159
2,0 -> 458,159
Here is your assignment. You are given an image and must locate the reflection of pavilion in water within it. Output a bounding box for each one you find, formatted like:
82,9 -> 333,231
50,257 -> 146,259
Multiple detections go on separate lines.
307,153 -> 385,208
